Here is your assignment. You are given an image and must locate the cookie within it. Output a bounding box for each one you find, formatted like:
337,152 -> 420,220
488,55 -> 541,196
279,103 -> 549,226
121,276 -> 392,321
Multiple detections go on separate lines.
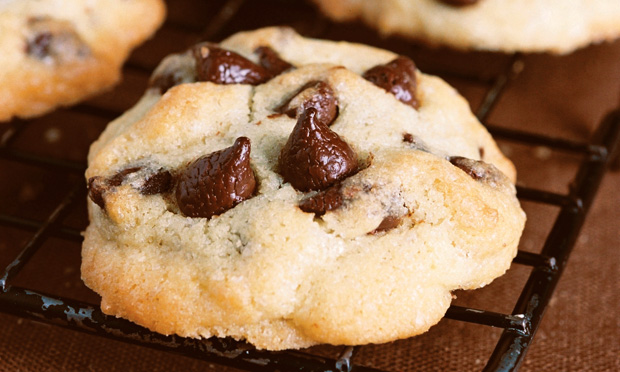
0,0 -> 166,122
81,27 -> 526,350
311,0 -> 620,54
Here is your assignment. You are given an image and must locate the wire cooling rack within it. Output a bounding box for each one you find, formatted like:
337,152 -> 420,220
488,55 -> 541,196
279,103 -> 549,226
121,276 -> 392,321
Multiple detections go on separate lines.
1,1 -> 619,371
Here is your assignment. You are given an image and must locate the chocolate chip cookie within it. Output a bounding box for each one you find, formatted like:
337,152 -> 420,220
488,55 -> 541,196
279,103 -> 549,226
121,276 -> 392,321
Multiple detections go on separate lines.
311,0 -> 620,54
0,0 -> 165,122
82,27 -> 526,350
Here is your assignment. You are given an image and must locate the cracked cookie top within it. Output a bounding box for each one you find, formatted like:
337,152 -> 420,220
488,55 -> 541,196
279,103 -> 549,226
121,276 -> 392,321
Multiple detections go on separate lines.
82,27 -> 525,350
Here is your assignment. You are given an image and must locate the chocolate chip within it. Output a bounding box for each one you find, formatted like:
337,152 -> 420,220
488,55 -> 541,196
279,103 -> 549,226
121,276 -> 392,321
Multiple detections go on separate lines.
438,0 -> 480,6
26,32 -> 53,59
87,166 -> 173,209
368,215 -> 402,235
255,46 -> 293,77
449,156 -> 489,180
363,56 -> 419,109
193,44 -> 271,85
299,184 -> 343,216
87,176 -> 107,209
478,147 -> 485,159
141,169 -> 173,195
107,167 -> 142,187
279,107 -> 358,192
25,17 -> 90,62
402,133 -> 433,154
176,137 -> 256,218
149,71 -> 184,95
277,81 -> 338,127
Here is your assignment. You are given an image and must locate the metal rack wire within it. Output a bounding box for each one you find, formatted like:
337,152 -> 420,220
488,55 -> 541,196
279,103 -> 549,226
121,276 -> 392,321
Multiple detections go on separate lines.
1,1 -> 619,371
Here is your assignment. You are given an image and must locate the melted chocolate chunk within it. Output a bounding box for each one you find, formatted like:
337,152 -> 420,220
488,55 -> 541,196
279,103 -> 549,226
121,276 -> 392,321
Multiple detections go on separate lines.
279,107 -> 358,192
87,166 -> 172,209
368,215 -> 402,235
438,0 -> 480,6
363,56 -> 419,109
141,169 -> 173,195
277,81 -> 338,127
193,44 -> 271,85
299,184 -> 343,216
255,46 -> 293,77
176,137 -> 256,218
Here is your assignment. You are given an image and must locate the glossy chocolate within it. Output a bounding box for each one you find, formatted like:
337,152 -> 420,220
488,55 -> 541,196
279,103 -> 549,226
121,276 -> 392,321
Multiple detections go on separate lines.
277,81 -> 338,127
176,137 -> 256,218
299,184 -> 343,215
193,44 -> 271,85
363,56 -> 419,109
279,107 -> 358,192
255,46 -> 293,76
140,169 -> 173,195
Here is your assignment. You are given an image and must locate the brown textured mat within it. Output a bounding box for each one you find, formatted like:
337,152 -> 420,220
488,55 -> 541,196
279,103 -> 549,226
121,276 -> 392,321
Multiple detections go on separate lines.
1,0 -> 619,371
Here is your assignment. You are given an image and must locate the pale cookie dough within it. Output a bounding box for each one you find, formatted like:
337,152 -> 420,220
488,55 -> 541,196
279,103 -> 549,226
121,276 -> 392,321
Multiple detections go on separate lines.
82,27 -> 526,350
0,0 -> 166,122
311,0 -> 620,54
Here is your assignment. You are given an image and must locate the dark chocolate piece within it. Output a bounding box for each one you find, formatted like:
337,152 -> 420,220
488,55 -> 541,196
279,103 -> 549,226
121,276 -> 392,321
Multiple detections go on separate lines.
279,107 -> 358,192
87,176 -> 107,209
449,156 -> 506,186
25,17 -> 90,62
141,169 -> 173,195
255,46 -> 293,77
449,156 -> 486,180
87,166 -> 173,209
363,56 -> 419,109
176,137 -> 256,218
149,71 -> 185,95
107,167 -> 142,187
368,215 -> 402,235
277,81 -> 338,127
403,133 -> 415,143
26,32 -> 53,60
438,0 -> 480,6
299,184 -> 343,216
193,44 -> 271,85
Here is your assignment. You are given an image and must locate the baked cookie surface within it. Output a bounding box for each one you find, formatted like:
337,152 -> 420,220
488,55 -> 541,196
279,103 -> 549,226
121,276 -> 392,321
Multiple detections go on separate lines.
0,0 -> 166,122
82,27 -> 526,350
311,0 -> 620,54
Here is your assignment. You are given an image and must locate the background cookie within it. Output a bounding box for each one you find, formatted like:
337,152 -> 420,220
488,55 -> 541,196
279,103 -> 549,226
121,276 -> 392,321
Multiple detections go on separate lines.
311,0 -> 620,54
0,0 -> 166,122
82,27 -> 525,350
